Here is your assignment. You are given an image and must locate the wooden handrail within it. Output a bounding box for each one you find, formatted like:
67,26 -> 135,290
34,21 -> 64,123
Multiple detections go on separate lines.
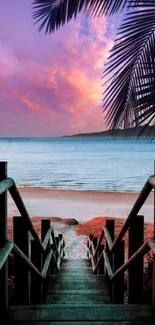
111,240 -> 150,282
103,226 -> 113,250
103,251 -> 113,278
42,250 -> 53,278
111,177 -> 154,253
42,226 -> 53,251
0,178 -> 14,195
9,183 -> 44,252
13,243 -> 44,280
93,228 -> 104,259
93,249 -> 104,274
0,240 -> 14,270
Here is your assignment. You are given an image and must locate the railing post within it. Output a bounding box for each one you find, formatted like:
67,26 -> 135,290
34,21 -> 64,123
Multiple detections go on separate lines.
112,240 -> 125,303
41,220 -> 50,294
153,253 -> 155,306
92,237 -> 98,264
128,215 -> 144,304
98,244 -> 104,274
105,219 -> 115,295
31,240 -> 42,304
0,162 -> 8,315
87,234 -> 93,260
13,216 -> 30,305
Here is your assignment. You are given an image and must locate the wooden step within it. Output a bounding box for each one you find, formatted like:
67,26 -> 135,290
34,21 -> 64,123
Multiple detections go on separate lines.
44,289 -> 110,304
7,304 -> 155,322
6,321 -> 155,325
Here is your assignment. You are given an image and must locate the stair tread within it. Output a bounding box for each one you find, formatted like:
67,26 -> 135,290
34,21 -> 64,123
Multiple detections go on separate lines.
6,321 -> 155,325
8,305 -> 155,321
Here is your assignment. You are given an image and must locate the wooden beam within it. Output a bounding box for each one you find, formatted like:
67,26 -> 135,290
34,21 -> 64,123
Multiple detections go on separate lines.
0,161 -> 8,314
31,240 -> 42,304
112,240 -> 124,303
128,215 -> 144,304
13,216 -> 30,305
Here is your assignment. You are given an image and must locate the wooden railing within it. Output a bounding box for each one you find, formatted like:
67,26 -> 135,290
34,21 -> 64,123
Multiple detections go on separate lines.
0,162 -> 65,316
87,172 -> 155,305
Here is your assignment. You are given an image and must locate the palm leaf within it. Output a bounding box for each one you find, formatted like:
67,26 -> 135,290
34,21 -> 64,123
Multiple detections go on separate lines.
102,7 -> 155,135
32,0 -> 130,33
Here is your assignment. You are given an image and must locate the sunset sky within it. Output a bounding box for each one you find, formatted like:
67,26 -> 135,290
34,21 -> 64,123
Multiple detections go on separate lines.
0,0 -> 121,136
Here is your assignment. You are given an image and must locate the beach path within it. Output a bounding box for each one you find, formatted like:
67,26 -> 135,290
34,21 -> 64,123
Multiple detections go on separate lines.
8,258 -> 155,324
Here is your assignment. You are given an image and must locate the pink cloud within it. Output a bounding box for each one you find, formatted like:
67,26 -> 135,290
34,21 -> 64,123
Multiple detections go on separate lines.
0,1 -> 117,136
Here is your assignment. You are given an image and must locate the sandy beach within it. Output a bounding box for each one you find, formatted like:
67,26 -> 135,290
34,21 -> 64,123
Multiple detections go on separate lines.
7,187 -> 154,259
8,187 -> 154,223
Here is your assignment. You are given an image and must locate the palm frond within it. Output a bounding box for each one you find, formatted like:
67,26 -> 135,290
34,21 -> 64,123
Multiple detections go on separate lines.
102,8 -> 155,134
32,0 -> 129,33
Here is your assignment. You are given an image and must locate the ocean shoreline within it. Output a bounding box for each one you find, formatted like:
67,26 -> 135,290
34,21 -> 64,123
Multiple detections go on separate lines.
8,186 -> 154,223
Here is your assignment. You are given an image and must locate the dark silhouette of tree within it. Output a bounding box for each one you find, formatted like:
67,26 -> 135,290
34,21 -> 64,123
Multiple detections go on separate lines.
32,1 -> 155,135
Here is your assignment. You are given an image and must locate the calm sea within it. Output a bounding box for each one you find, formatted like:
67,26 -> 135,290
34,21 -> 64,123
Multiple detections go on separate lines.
0,137 -> 154,192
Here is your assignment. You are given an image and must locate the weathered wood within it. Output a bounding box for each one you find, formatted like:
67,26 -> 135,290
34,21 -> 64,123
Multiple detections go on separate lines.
42,226 -> 53,251
0,161 -> 8,314
13,243 -> 44,280
98,244 -> 104,274
6,321 -> 155,325
0,240 -> 13,270
41,220 -> 51,294
0,177 -> 14,195
103,226 -> 113,250
92,237 -> 97,263
103,251 -> 113,278
9,183 -> 43,251
7,304 -> 155,321
111,179 -> 153,253
42,251 -> 53,278
148,238 -> 155,253
105,219 -> 114,294
93,228 -> 104,259
13,216 -> 30,305
153,253 -> 155,306
31,240 -> 42,304
112,240 -> 124,303
111,241 -> 150,282
51,230 -> 58,257
128,215 -> 144,304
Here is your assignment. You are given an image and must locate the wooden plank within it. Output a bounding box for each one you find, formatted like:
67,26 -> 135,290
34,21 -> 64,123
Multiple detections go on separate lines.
13,244 -> 44,280
112,240 -> 124,303
103,226 -> 113,250
7,305 -> 155,321
45,292 -> 110,304
0,241 -> 13,270
103,251 -> 113,278
0,177 -> 14,195
0,161 -> 8,314
105,219 -> 114,295
41,220 -> 50,293
6,321 -> 155,325
47,280 -> 107,290
13,217 -> 30,305
111,179 -> 153,253
128,215 -> 144,304
31,240 -> 42,304
9,183 -> 43,251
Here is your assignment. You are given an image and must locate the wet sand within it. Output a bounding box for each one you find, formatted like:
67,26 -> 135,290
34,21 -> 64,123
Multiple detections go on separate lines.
8,187 -> 154,223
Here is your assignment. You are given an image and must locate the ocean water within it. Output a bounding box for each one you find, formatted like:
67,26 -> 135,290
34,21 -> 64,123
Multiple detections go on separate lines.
0,136 -> 154,192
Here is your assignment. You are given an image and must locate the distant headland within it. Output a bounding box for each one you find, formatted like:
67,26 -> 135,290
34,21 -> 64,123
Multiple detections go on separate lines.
63,125 -> 154,138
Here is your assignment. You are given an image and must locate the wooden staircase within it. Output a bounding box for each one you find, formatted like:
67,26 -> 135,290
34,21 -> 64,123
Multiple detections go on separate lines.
0,162 -> 155,324
6,259 -> 155,325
